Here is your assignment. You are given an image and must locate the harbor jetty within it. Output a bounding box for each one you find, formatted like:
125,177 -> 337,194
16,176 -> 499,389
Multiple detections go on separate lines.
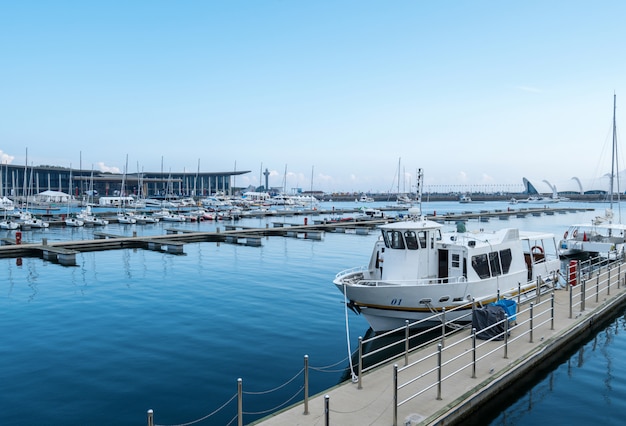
0,206 -> 591,265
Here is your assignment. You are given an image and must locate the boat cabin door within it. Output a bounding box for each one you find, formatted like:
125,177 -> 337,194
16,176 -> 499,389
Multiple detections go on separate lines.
438,248 -> 465,283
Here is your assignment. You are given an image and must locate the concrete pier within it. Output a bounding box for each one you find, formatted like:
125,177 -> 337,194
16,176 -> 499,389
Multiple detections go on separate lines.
251,260 -> 626,426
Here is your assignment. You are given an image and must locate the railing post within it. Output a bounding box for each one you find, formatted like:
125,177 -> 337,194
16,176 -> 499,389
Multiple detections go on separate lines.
504,314 -> 509,359
147,409 -> 153,426
517,282 -> 521,305
551,293 -> 555,330
303,355 -> 309,415
404,320 -> 410,366
471,329 -> 477,379
238,378 -> 243,426
529,303 -> 534,343
358,336 -> 363,389
324,395 -> 330,426
596,270 -> 600,303
472,297 -> 476,319
581,279 -> 586,312
618,263 -> 622,289
536,275 -> 541,303
569,279 -> 573,319
393,364 -> 398,426
437,344 -> 443,399
441,308 -> 446,348
608,265 -> 612,295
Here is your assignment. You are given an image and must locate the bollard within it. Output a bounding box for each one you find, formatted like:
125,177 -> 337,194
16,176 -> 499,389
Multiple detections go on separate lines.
42,238 -> 48,246
238,378 -> 243,426
15,231 -> 22,245
437,344 -> 443,399
324,395 -> 330,426
358,336 -> 363,389
304,217 -> 308,225
471,329 -> 477,379
147,409 -> 153,426
304,355 -> 309,415
393,364 -> 398,426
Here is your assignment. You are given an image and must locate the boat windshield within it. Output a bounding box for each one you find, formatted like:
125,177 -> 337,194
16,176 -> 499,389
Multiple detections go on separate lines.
382,229 -> 429,250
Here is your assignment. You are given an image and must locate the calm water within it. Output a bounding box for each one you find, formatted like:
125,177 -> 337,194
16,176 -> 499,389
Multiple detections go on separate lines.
1,200 -> 626,425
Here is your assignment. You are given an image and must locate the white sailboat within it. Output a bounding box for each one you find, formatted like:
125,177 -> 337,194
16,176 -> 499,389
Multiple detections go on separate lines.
64,167 -> 84,227
560,94 -> 626,259
117,156 -> 136,224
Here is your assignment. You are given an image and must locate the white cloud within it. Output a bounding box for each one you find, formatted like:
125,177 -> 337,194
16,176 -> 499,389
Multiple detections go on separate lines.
0,150 -> 15,164
97,162 -> 121,174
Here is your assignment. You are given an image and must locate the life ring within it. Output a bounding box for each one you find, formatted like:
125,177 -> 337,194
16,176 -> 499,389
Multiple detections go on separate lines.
572,229 -> 578,238
563,231 -> 568,239
531,245 -> 544,254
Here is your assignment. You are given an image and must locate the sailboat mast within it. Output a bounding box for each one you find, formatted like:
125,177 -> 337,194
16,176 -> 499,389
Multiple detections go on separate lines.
611,93 -> 616,213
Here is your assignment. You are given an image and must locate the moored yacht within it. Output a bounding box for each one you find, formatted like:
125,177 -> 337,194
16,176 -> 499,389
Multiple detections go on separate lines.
333,169 -> 561,332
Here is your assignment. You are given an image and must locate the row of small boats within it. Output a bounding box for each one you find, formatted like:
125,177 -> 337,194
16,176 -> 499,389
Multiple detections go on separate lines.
0,205 -> 244,230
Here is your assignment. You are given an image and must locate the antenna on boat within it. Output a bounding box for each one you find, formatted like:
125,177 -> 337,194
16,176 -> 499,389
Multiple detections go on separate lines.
413,168 -> 424,218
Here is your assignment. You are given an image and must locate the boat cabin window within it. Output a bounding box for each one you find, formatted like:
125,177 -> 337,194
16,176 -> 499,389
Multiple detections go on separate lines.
489,251 -> 502,276
433,229 -> 441,248
404,231 -> 419,250
471,254 -> 490,279
500,249 -> 512,273
418,231 -> 427,248
471,248 -> 513,279
382,230 -> 405,249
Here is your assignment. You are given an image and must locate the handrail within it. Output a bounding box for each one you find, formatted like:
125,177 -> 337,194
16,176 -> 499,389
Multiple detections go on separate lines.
147,255 -> 626,426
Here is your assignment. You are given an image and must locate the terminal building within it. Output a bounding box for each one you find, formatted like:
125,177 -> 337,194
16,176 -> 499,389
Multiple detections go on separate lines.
0,164 -> 250,200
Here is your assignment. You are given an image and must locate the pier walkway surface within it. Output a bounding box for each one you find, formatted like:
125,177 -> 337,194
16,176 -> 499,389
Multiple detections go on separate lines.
251,260 -> 626,426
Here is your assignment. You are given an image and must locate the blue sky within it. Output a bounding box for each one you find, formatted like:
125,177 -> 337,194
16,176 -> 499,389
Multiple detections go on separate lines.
2,1 -> 626,194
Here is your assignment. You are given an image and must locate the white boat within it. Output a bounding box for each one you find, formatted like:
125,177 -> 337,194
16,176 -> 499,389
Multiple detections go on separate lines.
459,194 -> 472,203
0,196 -> 15,211
396,194 -> 413,204
133,213 -> 160,224
160,211 -> 187,222
560,94 -> 623,259
65,216 -> 84,227
77,206 -> 109,226
0,219 -> 19,230
22,217 -> 49,228
334,169 -> 560,332
117,212 -> 137,224
356,195 -> 374,203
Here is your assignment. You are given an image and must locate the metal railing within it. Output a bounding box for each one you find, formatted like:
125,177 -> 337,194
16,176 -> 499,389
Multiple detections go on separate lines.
146,254 -> 626,426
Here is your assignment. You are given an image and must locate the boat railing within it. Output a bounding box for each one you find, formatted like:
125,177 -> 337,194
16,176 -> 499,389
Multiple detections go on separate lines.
360,277 -> 468,287
334,265 -> 368,280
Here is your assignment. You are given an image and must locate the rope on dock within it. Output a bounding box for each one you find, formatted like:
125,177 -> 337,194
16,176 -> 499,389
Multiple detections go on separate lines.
243,368 -> 304,395
309,355 -> 351,373
154,392 -> 237,426
242,386 -> 304,416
